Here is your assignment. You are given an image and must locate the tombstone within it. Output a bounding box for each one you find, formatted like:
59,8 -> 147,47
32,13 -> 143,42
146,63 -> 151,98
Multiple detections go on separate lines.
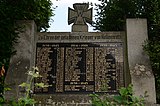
4,3 -> 156,106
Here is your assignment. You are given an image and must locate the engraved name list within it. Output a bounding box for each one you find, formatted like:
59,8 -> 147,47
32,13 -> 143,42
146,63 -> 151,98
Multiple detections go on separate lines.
35,42 -> 124,94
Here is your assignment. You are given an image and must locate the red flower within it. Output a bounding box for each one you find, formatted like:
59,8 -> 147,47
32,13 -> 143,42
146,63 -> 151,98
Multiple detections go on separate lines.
0,65 -> 5,77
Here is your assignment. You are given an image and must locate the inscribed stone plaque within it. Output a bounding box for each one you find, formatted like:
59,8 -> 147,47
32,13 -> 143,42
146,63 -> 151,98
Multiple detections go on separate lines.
35,34 -> 124,94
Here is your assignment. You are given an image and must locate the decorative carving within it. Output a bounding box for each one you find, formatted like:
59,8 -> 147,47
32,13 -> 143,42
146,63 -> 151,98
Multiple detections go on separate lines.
68,3 -> 92,25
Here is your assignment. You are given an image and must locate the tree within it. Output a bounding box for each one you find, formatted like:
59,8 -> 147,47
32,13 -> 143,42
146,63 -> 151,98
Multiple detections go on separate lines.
94,0 -> 147,31
0,0 -> 53,31
94,0 -> 160,103
0,0 -> 53,96
143,0 -> 160,102
0,0 -> 53,67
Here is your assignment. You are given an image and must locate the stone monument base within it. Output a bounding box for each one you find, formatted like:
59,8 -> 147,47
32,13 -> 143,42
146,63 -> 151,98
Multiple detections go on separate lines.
33,94 -> 91,106
72,24 -> 88,32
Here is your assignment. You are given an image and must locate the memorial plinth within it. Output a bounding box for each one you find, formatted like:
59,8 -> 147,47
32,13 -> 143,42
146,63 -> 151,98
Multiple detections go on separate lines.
4,3 -> 156,106
34,32 -> 125,94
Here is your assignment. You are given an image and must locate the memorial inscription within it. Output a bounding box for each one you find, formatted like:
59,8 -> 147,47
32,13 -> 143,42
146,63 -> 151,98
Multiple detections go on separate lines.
35,42 -> 124,93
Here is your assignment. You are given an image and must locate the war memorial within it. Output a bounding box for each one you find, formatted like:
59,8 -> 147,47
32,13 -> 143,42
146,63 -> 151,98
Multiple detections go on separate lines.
5,3 -> 157,106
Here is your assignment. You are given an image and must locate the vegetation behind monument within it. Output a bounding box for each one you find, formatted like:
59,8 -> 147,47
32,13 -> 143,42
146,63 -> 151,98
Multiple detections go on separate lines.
0,0 -> 53,96
94,0 -> 160,103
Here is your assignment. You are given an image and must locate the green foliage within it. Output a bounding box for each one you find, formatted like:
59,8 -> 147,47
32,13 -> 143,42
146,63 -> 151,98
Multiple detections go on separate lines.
35,82 -> 50,88
90,84 -> 145,106
143,41 -> 160,71
90,93 -> 114,106
0,67 -> 49,106
0,0 -> 53,31
0,96 -> 5,105
142,0 -> 160,102
0,0 -> 53,96
18,97 -> 36,106
0,0 -> 53,69
95,0 -> 160,103
17,67 -> 49,105
94,0 -> 146,31
143,40 -> 160,102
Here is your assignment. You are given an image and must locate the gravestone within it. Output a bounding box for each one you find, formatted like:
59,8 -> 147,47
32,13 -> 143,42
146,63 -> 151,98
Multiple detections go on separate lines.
5,3 -> 156,106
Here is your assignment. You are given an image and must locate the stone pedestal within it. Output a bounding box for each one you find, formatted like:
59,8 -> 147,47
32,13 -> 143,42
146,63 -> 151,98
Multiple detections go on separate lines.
72,24 -> 88,32
126,19 -> 156,103
4,20 -> 36,100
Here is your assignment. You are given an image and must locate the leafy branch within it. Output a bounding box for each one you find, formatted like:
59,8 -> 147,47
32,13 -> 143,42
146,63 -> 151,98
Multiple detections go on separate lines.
17,66 -> 50,106
90,84 -> 145,106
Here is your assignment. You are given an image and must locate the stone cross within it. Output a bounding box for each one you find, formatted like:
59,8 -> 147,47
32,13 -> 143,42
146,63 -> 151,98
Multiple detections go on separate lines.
68,3 -> 92,32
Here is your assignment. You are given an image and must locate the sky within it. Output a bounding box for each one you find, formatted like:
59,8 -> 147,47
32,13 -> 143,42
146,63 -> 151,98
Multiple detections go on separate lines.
48,0 -> 101,32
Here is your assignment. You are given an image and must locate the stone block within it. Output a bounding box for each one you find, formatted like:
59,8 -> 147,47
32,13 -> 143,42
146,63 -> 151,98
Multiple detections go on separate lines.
4,20 -> 36,100
126,19 -> 156,103
72,24 -> 88,32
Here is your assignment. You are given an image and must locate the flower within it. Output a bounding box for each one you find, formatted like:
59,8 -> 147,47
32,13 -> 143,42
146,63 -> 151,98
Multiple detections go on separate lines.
0,64 -> 5,77
33,66 -> 39,71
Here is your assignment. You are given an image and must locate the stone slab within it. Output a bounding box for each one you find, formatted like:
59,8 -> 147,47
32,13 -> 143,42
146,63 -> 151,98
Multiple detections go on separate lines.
4,20 -> 36,100
126,19 -> 156,103
34,31 -> 126,104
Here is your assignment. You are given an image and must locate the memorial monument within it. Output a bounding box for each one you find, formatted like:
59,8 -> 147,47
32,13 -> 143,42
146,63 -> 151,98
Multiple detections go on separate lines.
34,3 -> 124,94
5,3 -> 156,106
